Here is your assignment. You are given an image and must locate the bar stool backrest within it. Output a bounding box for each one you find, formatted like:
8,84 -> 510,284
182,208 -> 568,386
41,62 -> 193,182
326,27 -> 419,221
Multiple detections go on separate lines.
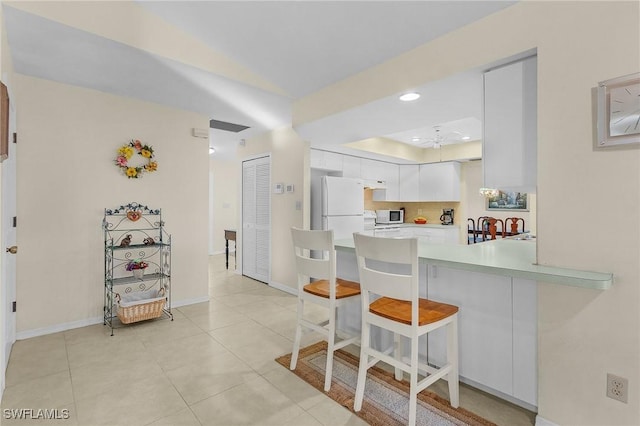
353,233 -> 419,321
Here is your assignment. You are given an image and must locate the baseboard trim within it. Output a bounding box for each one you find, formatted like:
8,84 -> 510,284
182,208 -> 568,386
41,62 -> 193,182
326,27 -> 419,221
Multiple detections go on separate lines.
171,295 -> 211,308
269,280 -> 297,296
16,296 -> 211,340
210,249 -> 236,256
17,316 -> 103,340
535,415 -> 559,426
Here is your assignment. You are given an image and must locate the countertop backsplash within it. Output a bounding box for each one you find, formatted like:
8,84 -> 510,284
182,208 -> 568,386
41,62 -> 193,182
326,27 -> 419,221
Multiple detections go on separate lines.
364,189 -> 459,225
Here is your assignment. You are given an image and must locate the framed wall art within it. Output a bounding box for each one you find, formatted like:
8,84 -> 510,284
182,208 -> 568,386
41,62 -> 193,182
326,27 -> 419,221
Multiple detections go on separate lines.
596,72 -> 640,148
487,191 -> 528,211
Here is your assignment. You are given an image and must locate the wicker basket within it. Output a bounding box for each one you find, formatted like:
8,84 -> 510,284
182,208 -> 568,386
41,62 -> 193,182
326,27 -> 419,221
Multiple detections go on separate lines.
115,288 -> 165,324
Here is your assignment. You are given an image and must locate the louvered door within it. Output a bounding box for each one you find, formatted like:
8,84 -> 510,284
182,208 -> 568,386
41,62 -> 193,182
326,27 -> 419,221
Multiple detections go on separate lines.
242,156 -> 270,283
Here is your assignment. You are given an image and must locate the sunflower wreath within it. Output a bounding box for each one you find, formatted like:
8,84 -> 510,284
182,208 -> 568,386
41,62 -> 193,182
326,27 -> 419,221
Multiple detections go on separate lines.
114,139 -> 158,179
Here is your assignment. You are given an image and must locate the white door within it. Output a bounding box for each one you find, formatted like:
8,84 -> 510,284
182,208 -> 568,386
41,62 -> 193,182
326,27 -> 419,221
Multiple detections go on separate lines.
1,83 -> 16,395
242,156 -> 270,283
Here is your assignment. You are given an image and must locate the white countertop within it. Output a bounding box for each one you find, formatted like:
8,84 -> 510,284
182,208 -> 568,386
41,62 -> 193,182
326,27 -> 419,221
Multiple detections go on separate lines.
373,223 -> 457,229
334,237 -> 613,290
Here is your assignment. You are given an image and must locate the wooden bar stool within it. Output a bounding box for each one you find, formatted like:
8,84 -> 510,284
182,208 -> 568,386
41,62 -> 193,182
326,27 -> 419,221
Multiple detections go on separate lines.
352,233 -> 459,426
290,227 -> 361,392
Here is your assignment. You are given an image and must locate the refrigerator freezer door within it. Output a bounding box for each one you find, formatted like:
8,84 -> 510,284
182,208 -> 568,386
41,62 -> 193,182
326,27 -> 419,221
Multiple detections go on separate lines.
323,215 -> 364,240
322,176 -> 364,216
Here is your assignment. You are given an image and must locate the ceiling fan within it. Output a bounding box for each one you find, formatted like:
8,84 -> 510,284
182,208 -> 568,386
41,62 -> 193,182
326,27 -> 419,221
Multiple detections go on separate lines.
418,126 -> 465,149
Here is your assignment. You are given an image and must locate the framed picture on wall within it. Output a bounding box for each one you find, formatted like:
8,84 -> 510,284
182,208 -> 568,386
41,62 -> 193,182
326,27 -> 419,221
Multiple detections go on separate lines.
487,191 -> 528,211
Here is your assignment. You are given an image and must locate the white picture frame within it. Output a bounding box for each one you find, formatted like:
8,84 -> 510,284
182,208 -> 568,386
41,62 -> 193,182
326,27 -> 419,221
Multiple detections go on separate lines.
596,72 -> 640,148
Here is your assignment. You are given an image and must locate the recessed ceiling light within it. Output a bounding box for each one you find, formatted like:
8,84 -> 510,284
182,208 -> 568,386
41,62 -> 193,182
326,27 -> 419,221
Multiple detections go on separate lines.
209,147 -> 216,154
399,92 -> 420,102
411,137 -> 421,143
462,136 -> 471,141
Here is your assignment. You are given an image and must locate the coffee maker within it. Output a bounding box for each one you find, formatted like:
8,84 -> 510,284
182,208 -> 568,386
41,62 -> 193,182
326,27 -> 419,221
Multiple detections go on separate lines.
440,208 -> 454,225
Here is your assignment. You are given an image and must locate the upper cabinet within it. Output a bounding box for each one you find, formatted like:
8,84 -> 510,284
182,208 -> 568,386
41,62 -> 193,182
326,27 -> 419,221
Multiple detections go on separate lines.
310,149 -> 343,172
310,149 -> 460,202
372,162 -> 400,201
418,162 -> 461,201
342,155 -> 361,178
483,56 -> 537,193
398,165 -> 420,201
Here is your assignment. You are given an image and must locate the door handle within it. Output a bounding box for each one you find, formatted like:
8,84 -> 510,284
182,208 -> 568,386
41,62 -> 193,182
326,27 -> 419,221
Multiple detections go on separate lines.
6,246 -> 17,254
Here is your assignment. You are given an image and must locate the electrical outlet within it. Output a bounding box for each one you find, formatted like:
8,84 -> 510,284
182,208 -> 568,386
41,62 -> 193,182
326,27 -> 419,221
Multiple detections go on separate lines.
607,373 -> 628,403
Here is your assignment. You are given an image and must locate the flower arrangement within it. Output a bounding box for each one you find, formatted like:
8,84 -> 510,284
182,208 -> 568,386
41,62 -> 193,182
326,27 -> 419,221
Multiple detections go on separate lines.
125,259 -> 148,271
115,139 -> 158,179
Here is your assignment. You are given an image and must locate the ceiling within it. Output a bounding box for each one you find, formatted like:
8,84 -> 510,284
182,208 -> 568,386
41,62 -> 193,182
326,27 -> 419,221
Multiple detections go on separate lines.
2,1 -> 517,160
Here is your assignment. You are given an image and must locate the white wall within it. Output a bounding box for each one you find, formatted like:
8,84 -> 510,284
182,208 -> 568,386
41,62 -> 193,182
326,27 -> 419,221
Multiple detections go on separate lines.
13,75 -> 210,335
294,2 -> 640,424
236,127 -> 308,291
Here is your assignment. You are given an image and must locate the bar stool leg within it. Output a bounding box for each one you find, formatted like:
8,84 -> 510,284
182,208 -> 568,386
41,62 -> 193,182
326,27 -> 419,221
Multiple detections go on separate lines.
447,316 -> 460,408
290,298 -> 304,370
394,333 -> 403,381
324,302 -> 336,391
408,336 -> 419,426
354,320 -> 371,412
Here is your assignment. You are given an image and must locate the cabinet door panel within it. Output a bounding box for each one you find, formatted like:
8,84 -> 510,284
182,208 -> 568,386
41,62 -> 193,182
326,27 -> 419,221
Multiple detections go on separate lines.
419,162 -> 460,201
483,56 -> 537,192
398,165 -> 419,201
513,278 -> 537,406
342,155 -> 361,178
427,266 -> 513,396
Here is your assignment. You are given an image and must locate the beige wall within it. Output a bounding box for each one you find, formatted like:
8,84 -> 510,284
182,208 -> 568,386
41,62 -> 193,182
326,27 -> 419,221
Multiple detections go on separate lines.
209,158 -> 238,255
294,2 -> 640,424
236,127 -> 308,290
13,76 -> 210,335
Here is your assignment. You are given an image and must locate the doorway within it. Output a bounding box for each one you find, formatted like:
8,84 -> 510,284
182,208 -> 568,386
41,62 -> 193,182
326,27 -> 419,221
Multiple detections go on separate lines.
241,155 -> 270,283
1,81 -> 16,397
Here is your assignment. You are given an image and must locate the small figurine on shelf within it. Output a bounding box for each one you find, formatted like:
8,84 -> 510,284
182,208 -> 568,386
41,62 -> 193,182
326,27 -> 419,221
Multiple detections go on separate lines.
120,234 -> 132,247
143,237 -> 155,245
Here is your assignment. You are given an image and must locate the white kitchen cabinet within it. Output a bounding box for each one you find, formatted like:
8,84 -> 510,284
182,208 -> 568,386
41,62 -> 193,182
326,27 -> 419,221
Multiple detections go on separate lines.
512,278 -> 537,406
398,165 -> 420,201
372,162 -> 399,201
483,56 -> 537,193
426,266 -> 514,397
360,158 -> 386,181
418,162 -> 461,201
310,149 -> 343,172
342,155 -> 361,178
405,226 -> 459,244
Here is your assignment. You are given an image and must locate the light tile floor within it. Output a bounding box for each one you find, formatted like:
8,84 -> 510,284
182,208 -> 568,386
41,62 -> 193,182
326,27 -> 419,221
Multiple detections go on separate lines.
1,254 -> 535,425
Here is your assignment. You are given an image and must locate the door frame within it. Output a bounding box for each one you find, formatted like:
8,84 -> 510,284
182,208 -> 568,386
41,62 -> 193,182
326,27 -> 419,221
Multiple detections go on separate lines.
239,153 -> 271,284
0,80 -> 17,399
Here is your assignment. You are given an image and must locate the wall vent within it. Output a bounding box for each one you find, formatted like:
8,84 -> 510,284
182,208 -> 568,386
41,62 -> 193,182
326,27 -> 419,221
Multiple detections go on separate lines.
209,119 -> 250,133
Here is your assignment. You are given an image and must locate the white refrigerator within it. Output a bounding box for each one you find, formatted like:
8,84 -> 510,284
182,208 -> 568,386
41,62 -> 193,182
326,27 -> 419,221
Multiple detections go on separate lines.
321,176 -> 364,239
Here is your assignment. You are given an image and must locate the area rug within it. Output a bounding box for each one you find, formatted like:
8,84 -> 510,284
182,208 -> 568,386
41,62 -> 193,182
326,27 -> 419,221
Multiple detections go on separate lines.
276,342 -> 495,426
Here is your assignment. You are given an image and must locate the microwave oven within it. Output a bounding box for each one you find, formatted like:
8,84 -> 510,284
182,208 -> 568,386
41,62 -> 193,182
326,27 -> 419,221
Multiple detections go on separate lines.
375,209 -> 404,225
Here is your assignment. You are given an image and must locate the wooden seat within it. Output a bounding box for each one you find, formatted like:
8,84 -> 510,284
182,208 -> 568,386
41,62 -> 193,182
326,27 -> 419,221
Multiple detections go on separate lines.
370,297 -> 459,326
290,227 -> 361,392
352,233 -> 459,426
303,278 -> 361,299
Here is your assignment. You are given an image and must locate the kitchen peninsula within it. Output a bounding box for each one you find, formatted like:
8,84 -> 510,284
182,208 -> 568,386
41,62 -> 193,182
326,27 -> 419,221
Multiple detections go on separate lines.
333,236 -> 613,410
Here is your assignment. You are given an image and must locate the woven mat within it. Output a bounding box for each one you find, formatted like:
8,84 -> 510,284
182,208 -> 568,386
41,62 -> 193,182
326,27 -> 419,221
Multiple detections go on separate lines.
276,341 -> 495,426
